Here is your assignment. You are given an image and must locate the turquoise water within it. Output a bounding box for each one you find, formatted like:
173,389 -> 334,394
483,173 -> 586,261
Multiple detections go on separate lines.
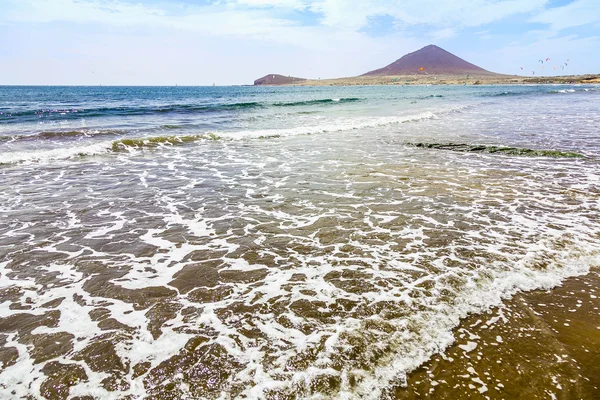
1,85 -> 598,161
0,85 -> 599,399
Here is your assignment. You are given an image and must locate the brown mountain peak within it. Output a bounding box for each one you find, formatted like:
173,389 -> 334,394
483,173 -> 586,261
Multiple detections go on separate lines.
362,45 -> 493,76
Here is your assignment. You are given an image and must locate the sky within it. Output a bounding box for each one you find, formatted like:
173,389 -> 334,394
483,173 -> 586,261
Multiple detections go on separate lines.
0,0 -> 598,85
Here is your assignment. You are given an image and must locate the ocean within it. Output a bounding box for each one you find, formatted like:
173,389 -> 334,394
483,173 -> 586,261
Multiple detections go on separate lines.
0,84 -> 599,399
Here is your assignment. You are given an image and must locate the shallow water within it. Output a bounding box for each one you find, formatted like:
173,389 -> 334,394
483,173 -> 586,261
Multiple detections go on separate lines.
0,85 -> 599,399
396,270 -> 600,399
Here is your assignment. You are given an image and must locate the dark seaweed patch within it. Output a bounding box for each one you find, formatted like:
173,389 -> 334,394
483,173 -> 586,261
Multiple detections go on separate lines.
408,143 -> 585,158
0,129 -> 122,143
111,133 -> 220,151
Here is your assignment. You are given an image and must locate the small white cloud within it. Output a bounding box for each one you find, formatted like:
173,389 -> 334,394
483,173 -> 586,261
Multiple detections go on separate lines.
231,0 -> 309,9
429,28 -> 457,41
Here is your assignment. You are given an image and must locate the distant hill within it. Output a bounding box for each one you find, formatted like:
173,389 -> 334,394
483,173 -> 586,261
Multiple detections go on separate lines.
251,45 -> 502,85
254,74 -> 306,85
362,45 -> 493,76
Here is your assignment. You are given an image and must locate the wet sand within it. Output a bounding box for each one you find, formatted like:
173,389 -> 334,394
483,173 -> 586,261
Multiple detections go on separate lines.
6,270 -> 597,399
1,85 -> 600,399
395,268 -> 600,399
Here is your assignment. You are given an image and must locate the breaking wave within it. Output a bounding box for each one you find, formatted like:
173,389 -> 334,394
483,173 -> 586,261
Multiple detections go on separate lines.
0,142 -> 114,165
1,111 -> 440,164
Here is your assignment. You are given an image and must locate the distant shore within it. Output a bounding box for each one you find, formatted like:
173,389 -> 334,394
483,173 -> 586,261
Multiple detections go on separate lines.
257,74 -> 600,86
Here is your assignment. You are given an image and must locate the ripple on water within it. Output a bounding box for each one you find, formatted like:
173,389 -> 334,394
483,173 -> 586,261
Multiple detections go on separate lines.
1,90 -> 600,399
0,136 -> 599,399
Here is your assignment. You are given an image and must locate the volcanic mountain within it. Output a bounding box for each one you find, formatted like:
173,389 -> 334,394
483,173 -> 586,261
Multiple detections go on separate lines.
362,45 -> 492,76
254,74 -> 306,85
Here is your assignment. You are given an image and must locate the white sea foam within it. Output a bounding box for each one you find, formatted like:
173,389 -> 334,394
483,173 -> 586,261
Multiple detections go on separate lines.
0,109 -> 458,166
1,86 -> 599,399
0,141 -> 113,165
218,111 -> 440,140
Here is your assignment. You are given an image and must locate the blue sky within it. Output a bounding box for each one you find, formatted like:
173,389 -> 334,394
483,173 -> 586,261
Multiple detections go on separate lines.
0,0 -> 598,85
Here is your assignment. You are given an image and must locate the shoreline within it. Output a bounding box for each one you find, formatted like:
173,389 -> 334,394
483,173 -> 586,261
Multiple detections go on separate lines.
394,268 -> 600,399
255,74 -> 600,87
1,85 -> 599,399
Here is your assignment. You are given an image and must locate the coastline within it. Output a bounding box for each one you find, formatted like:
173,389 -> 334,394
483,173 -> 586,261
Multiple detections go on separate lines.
1,85 -> 599,399
255,74 -> 600,87
394,268 -> 600,399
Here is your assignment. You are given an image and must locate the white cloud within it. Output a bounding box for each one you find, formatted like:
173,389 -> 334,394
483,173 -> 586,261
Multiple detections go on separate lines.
529,0 -> 600,31
231,0 -> 309,9
428,28 -> 457,41
3,0 -> 166,25
1,0 -> 598,84
307,0 -> 549,30
3,0 -> 552,34
308,1 -> 386,30
2,0 -> 332,49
